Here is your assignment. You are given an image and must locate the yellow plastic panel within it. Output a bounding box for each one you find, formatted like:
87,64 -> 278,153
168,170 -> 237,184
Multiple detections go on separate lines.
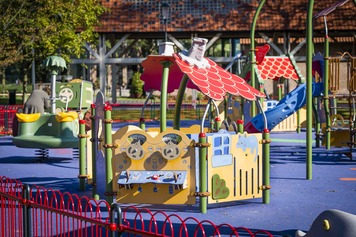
207,131 -> 263,204
16,113 -> 41,123
112,126 -> 196,205
55,111 -> 78,122
323,129 -> 351,147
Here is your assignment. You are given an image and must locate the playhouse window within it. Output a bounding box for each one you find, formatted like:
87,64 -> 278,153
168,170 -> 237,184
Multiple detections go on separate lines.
213,136 -> 230,155
162,133 -> 182,145
128,134 -> 147,145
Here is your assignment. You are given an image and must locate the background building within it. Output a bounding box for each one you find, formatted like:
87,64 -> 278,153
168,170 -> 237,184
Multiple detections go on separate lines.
69,0 -> 355,102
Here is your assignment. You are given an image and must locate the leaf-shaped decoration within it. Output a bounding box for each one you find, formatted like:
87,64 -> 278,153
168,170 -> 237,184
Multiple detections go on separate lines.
43,55 -> 67,75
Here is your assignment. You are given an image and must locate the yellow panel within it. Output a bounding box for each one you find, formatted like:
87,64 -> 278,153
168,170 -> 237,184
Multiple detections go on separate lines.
322,129 -> 351,147
147,127 -> 174,133
55,111 -> 78,122
112,126 -> 196,205
180,124 -> 203,134
147,124 -> 208,134
207,132 -> 263,204
16,113 -> 41,123
272,108 -> 306,131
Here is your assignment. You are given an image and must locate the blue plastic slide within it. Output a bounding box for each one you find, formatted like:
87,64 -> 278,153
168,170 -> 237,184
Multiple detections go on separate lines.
244,82 -> 323,133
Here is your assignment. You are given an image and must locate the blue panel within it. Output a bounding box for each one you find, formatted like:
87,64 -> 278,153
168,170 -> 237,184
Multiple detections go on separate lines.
118,170 -> 188,187
211,154 -> 233,167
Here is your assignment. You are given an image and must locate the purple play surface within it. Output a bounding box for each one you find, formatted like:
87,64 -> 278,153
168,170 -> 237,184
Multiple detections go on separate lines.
0,129 -> 355,237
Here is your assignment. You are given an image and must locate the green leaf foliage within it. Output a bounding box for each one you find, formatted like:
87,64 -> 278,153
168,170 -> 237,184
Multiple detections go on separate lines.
130,71 -> 144,98
0,0 -> 106,68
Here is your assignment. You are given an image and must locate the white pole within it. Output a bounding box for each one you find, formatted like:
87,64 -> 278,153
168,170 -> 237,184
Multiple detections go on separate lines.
51,74 -> 56,113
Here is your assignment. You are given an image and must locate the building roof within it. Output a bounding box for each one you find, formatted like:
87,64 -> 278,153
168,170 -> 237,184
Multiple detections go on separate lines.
98,0 -> 356,37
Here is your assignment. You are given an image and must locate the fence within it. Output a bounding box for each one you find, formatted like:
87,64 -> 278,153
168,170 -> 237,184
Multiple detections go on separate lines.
0,101 -> 208,136
0,105 -> 22,135
0,176 -> 273,237
110,100 -> 208,122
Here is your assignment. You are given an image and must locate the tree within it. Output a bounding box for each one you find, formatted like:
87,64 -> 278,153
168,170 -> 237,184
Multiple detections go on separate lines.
0,0 -> 105,85
130,71 -> 144,98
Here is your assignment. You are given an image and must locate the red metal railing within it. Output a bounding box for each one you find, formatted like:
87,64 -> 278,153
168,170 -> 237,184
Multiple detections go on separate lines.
0,177 -> 111,237
0,105 -> 22,135
0,176 -> 273,237
0,102 -> 203,136
120,205 -> 273,237
0,177 -> 24,237
29,185 -> 112,237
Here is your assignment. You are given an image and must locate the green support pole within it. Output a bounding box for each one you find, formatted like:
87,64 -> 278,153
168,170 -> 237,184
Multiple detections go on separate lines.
250,0 -> 266,118
241,99 -> 245,122
174,75 -> 189,130
278,84 -> 283,101
90,104 -> 99,200
259,84 -> 264,104
79,119 -> 87,191
237,120 -> 244,134
140,117 -> 146,131
160,60 -> 172,133
224,97 -> 228,120
214,117 -> 221,131
323,33 -> 331,149
297,109 -> 301,133
262,128 -> 270,204
306,0 -> 314,180
199,132 -> 208,213
104,105 -> 114,203
140,91 -> 153,130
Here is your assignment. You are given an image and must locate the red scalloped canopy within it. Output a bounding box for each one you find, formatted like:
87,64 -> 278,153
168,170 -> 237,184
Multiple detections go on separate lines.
141,55 -> 200,93
173,54 -> 265,101
257,57 -> 299,81
140,54 -> 265,101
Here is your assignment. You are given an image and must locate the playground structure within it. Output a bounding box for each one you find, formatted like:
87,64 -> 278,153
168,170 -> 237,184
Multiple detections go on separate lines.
1,1 -> 354,237
80,38 -> 268,214
12,56 -> 93,158
8,0 -> 353,216
223,44 -> 356,159
321,52 -> 356,154
80,37 -> 356,216
210,43 -> 322,135
234,44 -> 322,133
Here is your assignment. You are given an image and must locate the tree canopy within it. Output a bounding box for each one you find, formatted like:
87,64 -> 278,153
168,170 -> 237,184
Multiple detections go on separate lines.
0,0 -> 106,69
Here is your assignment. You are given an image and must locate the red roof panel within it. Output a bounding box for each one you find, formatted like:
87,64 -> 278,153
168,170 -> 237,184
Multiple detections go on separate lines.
256,57 -> 300,81
98,0 -> 355,33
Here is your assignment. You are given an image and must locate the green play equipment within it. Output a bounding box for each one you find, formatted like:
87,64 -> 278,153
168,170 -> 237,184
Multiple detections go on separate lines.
56,79 -> 93,111
12,111 -> 79,149
12,56 -> 93,160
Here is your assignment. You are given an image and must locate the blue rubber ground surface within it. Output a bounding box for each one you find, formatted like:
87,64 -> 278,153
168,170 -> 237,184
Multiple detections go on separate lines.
1,126 -> 355,237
